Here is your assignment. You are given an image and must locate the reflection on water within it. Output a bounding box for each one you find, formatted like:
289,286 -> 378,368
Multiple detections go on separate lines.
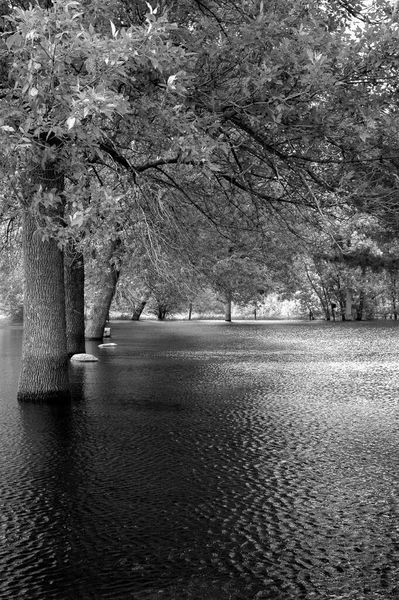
1,320 -> 399,598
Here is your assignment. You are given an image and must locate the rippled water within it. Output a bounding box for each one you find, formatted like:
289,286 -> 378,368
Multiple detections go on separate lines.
2,320 -> 399,599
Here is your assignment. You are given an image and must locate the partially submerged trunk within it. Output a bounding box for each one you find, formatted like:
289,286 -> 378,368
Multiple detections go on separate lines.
131,290 -> 151,321
64,244 -> 85,356
18,208 -> 69,402
131,301 -> 147,321
85,240 -> 121,339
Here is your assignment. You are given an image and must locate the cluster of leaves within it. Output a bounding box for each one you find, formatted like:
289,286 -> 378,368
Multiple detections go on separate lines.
2,0 -> 399,320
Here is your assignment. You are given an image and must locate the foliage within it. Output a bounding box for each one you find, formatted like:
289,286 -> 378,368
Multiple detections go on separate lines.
0,224 -> 23,320
5,0 -> 399,329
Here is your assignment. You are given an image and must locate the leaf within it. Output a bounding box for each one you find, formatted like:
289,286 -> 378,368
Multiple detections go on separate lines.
6,32 -> 22,50
167,74 -> 177,89
66,116 -> 76,130
30,87 -> 38,97
146,2 -> 156,14
110,20 -> 117,38
70,211 -> 84,227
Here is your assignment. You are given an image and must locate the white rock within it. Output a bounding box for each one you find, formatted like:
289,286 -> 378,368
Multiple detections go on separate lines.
98,343 -> 117,348
70,353 -> 99,362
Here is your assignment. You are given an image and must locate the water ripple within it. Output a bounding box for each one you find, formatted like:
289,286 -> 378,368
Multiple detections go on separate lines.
2,321 -> 399,598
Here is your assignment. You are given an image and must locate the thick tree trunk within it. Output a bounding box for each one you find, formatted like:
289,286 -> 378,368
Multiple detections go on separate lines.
18,209 -> 70,402
85,240 -> 121,339
64,244 -> 85,356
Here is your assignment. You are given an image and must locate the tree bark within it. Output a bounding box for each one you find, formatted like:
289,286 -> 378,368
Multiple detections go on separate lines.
188,302 -> 193,321
157,304 -> 167,320
85,240 -> 121,339
131,300 -> 147,321
18,209 -> 70,402
345,288 -> 353,321
131,290 -> 151,321
64,244 -> 85,356
356,289 -> 365,321
224,293 -> 232,322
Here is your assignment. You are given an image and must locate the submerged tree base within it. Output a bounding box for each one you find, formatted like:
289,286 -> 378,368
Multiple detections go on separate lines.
18,207 -> 70,403
17,355 -> 70,403
17,389 -> 71,403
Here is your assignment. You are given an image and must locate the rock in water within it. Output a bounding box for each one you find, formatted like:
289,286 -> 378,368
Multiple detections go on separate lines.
70,353 -> 99,362
98,343 -> 117,348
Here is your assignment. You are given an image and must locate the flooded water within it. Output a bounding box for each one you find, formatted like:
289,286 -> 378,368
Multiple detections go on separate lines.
1,320 -> 399,599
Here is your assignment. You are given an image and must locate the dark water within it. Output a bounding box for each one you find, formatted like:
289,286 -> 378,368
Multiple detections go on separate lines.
2,320 -> 399,599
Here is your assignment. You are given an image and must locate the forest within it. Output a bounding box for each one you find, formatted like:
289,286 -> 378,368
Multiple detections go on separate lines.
1,0 -> 399,401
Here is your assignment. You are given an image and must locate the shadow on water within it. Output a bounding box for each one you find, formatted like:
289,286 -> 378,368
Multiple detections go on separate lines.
2,320 -> 399,598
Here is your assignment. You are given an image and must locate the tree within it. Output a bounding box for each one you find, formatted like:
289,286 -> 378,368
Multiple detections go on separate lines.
84,237 -> 123,338
0,0 -> 193,400
4,0 -> 399,401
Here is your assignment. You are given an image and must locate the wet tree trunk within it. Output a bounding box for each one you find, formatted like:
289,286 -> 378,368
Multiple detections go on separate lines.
64,244 -> 85,356
18,209 -> 70,402
85,240 -> 121,340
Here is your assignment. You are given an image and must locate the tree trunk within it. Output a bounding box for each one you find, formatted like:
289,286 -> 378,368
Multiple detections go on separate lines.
131,300 -> 147,321
345,288 -> 353,321
64,244 -> 85,356
157,304 -> 167,320
224,293 -> 232,322
339,299 -> 346,320
322,289 -> 331,320
18,209 -> 70,402
131,290 -> 151,321
356,289 -> 365,321
188,302 -> 193,321
391,287 -> 397,320
85,240 -> 121,339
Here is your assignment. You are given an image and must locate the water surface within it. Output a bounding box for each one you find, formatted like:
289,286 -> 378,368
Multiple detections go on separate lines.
1,320 -> 399,599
